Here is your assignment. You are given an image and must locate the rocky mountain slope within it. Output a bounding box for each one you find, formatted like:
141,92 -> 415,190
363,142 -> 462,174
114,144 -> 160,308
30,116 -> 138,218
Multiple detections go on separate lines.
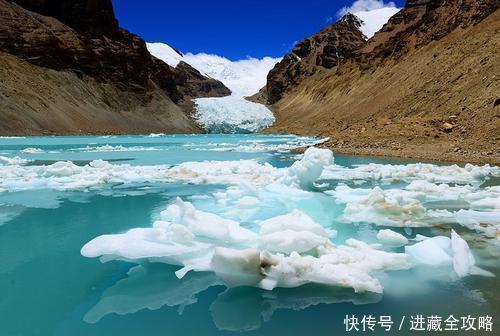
0,0 -> 230,135
267,13 -> 367,104
264,0 -> 500,164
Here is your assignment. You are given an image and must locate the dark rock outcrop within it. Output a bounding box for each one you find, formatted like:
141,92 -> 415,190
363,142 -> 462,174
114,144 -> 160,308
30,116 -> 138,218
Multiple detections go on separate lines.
266,13 -> 367,104
0,0 -> 230,134
363,0 -> 499,58
9,0 -> 119,37
267,0 -> 499,106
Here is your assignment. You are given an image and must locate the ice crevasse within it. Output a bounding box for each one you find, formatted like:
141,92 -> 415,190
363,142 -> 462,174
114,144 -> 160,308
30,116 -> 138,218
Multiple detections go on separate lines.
81,148 -> 493,294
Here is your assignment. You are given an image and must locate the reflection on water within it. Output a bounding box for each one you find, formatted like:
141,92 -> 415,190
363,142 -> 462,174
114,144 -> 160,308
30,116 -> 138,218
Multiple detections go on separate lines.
86,264 -> 381,332
85,264 -> 222,324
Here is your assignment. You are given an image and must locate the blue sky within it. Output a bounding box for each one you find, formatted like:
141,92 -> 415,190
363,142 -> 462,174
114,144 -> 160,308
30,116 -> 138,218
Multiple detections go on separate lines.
112,0 -> 404,60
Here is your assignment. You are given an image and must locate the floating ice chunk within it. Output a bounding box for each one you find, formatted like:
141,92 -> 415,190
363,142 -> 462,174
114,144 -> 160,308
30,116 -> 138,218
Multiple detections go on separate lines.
187,137 -> 327,153
75,145 -> 159,152
210,243 -> 409,293
211,247 -> 264,287
80,227 -> 213,263
20,147 -> 44,154
147,133 -> 166,137
257,211 -> 332,254
82,199 -> 409,294
0,156 -> 31,166
414,234 -> 431,241
280,147 -> 333,189
428,209 -> 500,238
450,229 -> 475,277
404,180 -> 475,201
405,236 -> 453,266
376,229 -> 408,245
167,160 -> 279,186
341,187 -> 426,227
259,210 -> 329,237
43,161 -> 83,177
159,198 -> 257,244
469,196 -> 500,210
455,210 -> 500,238
321,162 -> 499,185
405,230 -> 492,278
258,230 -> 329,254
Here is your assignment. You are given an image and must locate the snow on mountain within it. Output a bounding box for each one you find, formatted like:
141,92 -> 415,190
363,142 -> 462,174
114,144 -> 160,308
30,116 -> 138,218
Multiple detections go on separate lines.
182,54 -> 280,96
338,0 -> 400,38
354,7 -> 400,38
147,43 -> 280,97
147,43 -> 279,133
146,42 -> 185,68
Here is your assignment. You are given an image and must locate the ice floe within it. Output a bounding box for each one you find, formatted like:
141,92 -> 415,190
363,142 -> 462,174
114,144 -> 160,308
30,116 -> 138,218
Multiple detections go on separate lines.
327,183 -> 500,229
0,156 -> 31,166
321,162 -> 499,185
20,147 -> 44,154
0,147 -> 327,192
183,137 -> 329,153
376,229 -> 408,245
280,147 -> 333,189
75,146 -> 498,297
74,145 -> 160,152
405,230 -> 494,278
82,198 -> 410,294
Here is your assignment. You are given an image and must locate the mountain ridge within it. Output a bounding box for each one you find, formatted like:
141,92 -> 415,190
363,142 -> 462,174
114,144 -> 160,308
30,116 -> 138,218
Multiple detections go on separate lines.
263,0 -> 500,164
0,0 -> 230,135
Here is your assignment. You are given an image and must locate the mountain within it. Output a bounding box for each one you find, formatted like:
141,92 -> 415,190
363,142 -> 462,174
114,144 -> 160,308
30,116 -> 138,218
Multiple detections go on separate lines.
147,43 -> 280,133
267,13 -> 367,104
0,0 -> 230,135
264,0 -> 500,164
147,43 -> 280,97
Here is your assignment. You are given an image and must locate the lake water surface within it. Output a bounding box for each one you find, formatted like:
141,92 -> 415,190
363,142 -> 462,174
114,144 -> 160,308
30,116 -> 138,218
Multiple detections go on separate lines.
0,134 -> 498,335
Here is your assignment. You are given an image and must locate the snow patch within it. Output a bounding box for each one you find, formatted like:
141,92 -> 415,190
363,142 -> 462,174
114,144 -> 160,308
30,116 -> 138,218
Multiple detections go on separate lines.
147,43 -> 184,67
338,1 -> 400,38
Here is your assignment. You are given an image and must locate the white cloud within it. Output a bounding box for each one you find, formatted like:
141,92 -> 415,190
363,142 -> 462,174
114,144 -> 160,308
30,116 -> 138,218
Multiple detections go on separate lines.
147,42 -> 280,96
338,0 -> 397,13
338,0 -> 400,38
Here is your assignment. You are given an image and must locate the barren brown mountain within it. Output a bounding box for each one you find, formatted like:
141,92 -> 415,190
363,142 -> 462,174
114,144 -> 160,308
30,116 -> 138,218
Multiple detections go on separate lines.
264,0 -> 500,164
0,0 -> 230,135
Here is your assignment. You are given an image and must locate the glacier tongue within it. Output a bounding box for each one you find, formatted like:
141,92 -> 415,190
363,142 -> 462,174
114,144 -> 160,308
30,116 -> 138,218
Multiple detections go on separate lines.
146,42 -> 281,133
194,96 -> 275,133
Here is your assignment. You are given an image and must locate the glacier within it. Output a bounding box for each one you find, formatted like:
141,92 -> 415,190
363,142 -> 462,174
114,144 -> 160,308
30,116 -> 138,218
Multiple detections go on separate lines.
147,42 -> 280,133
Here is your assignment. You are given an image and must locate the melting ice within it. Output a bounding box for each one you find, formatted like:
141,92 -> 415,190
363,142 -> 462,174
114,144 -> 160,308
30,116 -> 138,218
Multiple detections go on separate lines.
79,147 -> 499,295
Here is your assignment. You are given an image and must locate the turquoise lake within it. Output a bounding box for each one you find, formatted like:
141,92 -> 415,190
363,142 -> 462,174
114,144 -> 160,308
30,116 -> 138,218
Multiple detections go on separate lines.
0,134 -> 498,335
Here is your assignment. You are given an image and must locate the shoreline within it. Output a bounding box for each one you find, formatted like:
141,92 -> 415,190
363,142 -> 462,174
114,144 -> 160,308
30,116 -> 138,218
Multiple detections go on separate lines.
1,131 -> 498,166
322,145 -> 500,166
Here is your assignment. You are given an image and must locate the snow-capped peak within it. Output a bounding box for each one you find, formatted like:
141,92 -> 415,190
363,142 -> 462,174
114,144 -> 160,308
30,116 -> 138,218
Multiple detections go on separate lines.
147,42 -> 280,97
